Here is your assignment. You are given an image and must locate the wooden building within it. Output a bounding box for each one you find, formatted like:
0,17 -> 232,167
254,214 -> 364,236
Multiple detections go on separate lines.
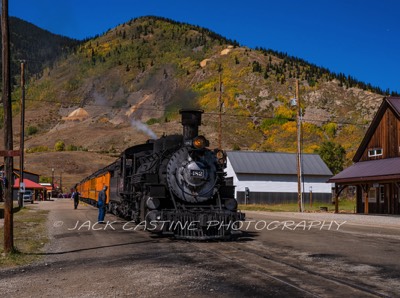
329,97 -> 400,214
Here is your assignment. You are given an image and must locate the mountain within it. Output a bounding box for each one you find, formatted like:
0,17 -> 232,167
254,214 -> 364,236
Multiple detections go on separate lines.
1,17 -> 79,85
0,16 -> 391,189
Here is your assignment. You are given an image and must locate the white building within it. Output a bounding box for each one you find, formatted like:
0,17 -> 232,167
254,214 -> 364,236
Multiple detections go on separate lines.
225,151 -> 333,204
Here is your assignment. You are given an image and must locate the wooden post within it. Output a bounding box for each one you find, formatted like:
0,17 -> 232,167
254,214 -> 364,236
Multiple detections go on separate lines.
364,185 -> 369,214
296,79 -> 303,212
19,61 -> 26,208
335,190 -> 339,214
2,0 -> 15,254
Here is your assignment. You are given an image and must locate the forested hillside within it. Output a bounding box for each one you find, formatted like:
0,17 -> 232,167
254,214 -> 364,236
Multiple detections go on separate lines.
2,16 -> 393,184
0,17 -> 79,85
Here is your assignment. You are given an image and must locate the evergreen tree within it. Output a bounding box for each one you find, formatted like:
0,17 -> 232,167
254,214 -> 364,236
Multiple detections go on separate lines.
315,141 -> 346,174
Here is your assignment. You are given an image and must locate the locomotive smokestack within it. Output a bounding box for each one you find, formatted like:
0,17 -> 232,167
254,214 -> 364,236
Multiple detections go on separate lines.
179,109 -> 203,140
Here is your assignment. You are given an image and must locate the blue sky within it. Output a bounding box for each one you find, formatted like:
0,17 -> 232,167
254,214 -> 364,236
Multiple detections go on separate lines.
9,0 -> 400,93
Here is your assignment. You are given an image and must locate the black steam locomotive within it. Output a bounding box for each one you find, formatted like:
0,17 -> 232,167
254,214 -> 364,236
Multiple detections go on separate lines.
76,109 -> 244,240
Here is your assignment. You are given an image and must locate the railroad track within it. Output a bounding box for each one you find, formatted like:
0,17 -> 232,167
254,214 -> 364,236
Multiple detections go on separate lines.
187,240 -> 390,298
76,208 -> 393,297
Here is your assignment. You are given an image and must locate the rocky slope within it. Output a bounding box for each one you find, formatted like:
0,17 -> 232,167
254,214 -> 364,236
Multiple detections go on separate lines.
1,16 -> 387,190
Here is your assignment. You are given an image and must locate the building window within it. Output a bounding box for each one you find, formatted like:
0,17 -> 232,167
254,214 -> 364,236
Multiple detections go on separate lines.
368,148 -> 383,158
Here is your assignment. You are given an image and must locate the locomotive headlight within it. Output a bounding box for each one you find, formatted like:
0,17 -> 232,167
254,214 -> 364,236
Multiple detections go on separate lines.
193,136 -> 208,149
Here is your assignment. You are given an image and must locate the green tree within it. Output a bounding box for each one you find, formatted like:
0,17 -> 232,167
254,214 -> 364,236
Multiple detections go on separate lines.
252,61 -> 262,73
315,141 -> 346,174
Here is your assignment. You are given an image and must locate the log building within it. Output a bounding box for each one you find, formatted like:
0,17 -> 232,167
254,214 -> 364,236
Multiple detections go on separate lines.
329,97 -> 400,214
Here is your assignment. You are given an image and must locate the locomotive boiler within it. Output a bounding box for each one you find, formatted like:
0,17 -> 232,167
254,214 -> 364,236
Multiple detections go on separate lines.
77,109 -> 244,240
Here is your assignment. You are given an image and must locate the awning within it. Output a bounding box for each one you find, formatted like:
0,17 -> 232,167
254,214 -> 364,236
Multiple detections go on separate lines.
328,157 -> 400,184
13,178 -> 45,189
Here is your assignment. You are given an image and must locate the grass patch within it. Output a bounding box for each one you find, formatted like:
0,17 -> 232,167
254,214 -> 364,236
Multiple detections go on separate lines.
239,199 -> 357,213
0,205 -> 49,268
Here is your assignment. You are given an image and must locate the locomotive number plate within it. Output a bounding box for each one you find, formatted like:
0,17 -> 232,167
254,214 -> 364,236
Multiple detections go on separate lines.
190,170 -> 204,177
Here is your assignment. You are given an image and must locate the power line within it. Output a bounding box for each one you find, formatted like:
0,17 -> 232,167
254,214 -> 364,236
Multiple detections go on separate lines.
19,96 -> 371,127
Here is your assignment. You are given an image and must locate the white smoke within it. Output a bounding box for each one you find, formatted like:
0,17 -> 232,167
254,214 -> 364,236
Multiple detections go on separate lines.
131,119 -> 157,139
93,91 -> 108,106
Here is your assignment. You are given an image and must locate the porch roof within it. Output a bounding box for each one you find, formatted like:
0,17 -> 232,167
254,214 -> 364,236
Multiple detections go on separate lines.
13,178 -> 45,189
328,157 -> 400,184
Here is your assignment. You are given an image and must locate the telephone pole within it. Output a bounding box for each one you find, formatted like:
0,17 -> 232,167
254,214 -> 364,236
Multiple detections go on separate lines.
290,79 -> 303,212
19,61 -> 26,208
2,0 -> 15,253
295,79 -> 303,212
218,73 -> 223,149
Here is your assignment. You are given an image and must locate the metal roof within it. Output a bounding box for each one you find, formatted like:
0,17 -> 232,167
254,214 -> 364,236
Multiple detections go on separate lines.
328,157 -> 400,184
227,151 -> 332,176
387,97 -> 400,115
13,178 -> 44,189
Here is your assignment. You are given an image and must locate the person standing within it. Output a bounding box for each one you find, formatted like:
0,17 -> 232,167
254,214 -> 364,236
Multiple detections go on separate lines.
97,185 -> 108,223
72,188 -> 80,209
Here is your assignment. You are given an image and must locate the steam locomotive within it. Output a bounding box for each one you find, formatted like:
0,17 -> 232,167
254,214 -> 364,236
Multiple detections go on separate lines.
76,109 -> 244,240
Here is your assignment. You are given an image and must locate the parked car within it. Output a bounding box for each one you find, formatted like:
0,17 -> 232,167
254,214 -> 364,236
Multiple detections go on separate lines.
23,190 -> 34,204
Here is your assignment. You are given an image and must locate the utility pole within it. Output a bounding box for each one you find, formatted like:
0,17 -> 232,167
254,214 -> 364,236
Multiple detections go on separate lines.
52,168 -> 54,197
19,61 -> 26,208
295,79 -> 303,212
218,73 -> 224,149
2,0 -> 15,253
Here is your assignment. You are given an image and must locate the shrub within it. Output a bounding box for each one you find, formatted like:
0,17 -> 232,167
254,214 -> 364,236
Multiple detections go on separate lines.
322,122 -> 338,138
26,125 -> 38,136
54,140 -> 65,151
232,144 -> 241,151
66,144 -> 78,151
65,144 -> 88,151
146,118 -> 160,125
26,146 -> 49,153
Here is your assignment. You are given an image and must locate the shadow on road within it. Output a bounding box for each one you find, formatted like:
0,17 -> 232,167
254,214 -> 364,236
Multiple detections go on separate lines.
26,239 -> 160,256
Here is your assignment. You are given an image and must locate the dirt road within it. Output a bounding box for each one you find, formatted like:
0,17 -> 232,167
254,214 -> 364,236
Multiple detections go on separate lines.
0,199 -> 399,297
0,200 -> 298,297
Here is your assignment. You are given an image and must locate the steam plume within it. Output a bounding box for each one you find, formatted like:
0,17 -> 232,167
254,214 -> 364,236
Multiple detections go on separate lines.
131,119 -> 157,139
